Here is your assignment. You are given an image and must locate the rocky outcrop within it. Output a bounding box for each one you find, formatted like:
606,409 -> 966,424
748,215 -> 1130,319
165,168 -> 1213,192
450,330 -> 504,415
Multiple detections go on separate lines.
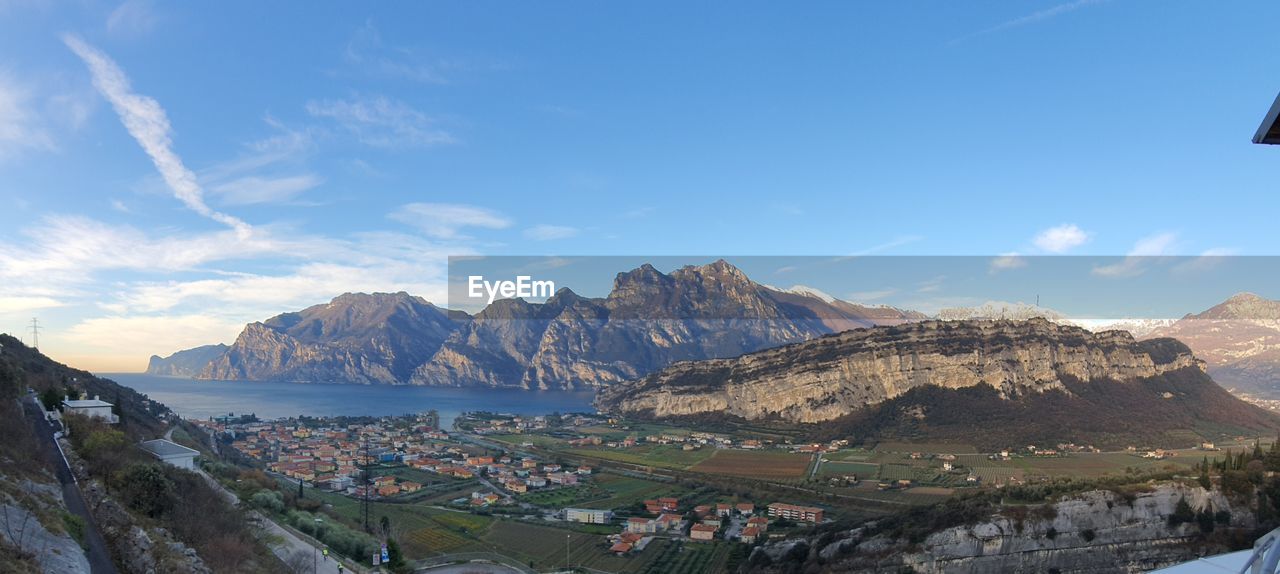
0,476 -> 90,574
755,483 -> 1249,574
146,344 -> 228,377
596,318 -> 1203,423
201,292 -> 463,384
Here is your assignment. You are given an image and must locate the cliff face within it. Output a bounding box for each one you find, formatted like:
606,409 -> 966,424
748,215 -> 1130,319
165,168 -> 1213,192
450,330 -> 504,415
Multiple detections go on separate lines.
201,292 -> 462,384
757,484 -> 1248,574
596,318 -> 1202,424
145,344 -> 228,377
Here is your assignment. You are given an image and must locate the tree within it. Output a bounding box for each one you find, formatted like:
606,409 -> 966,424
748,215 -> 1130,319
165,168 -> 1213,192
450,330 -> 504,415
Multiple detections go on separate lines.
39,387 -> 63,412
118,464 -> 177,519
1198,462 -> 1212,490
1169,496 -> 1194,526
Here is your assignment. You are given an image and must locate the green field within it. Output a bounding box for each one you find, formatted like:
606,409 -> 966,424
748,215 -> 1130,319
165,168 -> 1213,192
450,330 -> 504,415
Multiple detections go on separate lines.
819,461 -> 880,479
642,540 -> 732,574
482,520 -> 667,572
873,440 -> 977,454
579,473 -> 688,510
567,444 -> 718,470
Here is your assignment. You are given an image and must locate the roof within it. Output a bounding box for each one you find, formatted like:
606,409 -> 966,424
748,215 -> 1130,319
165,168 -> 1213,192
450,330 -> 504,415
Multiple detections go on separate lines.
140,439 -> 199,458
64,399 -> 113,408
691,524 -> 718,532
1149,549 -> 1250,573
1256,92 -> 1280,144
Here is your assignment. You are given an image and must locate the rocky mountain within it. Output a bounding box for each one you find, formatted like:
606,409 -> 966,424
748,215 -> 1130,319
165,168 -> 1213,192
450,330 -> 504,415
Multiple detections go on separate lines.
749,483 -> 1249,574
596,318 -> 1280,447
201,292 -> 464,384
1148,292 -> 1280,398
169,260 -> 921,388
146,344 -> 228,377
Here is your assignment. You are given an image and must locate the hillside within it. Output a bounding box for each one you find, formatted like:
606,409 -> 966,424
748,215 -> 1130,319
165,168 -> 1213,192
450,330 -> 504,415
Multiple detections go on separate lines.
1149,292 -> 1280,398
595,319 -> 1280,449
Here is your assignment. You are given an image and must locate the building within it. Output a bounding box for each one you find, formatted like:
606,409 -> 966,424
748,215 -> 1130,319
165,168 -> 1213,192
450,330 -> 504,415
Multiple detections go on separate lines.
63,396 -> 117,423
565,508 -> 612,524
139,439 -> 199,470
740,526 -> 762,544
768,502 -> 824,523
690,524 -> 717,541
626,517 -> 658,534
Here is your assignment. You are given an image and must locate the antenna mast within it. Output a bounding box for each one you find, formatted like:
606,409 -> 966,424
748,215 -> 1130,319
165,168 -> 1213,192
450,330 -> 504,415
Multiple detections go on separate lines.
29,318 -> 41,349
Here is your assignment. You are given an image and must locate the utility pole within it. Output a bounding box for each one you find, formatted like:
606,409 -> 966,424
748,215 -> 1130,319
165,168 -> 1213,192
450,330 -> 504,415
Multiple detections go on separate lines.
29,318 -> 41,350
362,440 -> 372,533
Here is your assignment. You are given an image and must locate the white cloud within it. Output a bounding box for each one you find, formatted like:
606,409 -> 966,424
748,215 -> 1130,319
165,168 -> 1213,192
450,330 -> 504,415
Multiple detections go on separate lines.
0,296 -> 64,314
1091,232 -> 1179,277
989,253 -> 1027,273
0,72 -> 55,159
523,224 -> 579,241
306,95 -> 453,148
210,174 -> 323,205
106,0 -> 158,36
389,203 -> 511,239
61,313 -> 245,371
64,35 -> 252,237
1033,224 -> 1089,253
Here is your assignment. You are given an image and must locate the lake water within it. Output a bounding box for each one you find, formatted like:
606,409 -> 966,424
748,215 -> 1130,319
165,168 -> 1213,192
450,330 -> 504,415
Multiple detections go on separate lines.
105,373 -> 598,428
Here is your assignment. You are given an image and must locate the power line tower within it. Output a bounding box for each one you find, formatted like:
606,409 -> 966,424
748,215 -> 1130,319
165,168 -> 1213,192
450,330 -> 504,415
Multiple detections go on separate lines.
29,318 -> 41,350
362,439 -> 372,533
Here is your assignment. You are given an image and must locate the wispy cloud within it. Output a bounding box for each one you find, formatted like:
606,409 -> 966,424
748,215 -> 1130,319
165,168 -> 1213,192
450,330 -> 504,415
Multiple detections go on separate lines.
989,252 -> 1027,273
850,235 -> 924,256
523,224 -> 579,241
343,20 -> 450,84
209,174 -> 324,205
1092,232 -> 1179,277
106,0 -> 158,36
306,95 -> 453,148
0,72 -> 56,159
64,35 -> 252,237
955,0 -> 1111,43
389,202 -> 511,239
1033,223 -> 1089,253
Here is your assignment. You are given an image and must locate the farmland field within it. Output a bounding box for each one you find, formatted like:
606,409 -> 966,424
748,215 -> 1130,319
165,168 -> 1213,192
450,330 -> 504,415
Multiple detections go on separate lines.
566,444 -> 717,470
579,473 -> 688,510
482,520 -> 664,572
873,440 -> 977,454
819,461 -> 880,478
690,450 -> 811,479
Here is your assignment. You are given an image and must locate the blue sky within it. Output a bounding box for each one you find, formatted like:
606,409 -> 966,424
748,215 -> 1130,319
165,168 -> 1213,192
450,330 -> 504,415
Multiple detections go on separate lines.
1,1 -> 1279,370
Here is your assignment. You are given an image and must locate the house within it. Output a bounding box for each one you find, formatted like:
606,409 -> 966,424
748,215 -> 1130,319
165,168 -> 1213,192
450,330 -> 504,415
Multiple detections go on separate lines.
548,472 -> 578,485
609,542 -> 633,554
657,497 -> 680,512
736,503 -> 754,515
740,526 -> 762,544
565,508 -> 612,524
627,517 -> 657,534
139,439 -> 198,470
690,524 -> 717,541
377,484 -> 400,497
768,503 -> 824,523
63,396 -> 117,423
715,503 -> 732,516
400,481 -> 422,493
747,516 -> 769,531
505,480 -> 528,493
656,513 -> 682,531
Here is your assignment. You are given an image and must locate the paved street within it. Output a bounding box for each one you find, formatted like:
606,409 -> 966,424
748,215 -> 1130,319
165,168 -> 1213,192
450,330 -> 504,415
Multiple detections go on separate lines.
21,395 -> 119,574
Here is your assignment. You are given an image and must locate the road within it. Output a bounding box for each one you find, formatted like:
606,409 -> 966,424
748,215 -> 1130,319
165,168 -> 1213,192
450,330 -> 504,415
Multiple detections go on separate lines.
21,395 -> 119,574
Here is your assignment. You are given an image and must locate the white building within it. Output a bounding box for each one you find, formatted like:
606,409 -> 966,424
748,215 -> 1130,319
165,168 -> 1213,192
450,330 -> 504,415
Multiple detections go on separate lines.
565,508 -> 612,524
63,396 -> 118,424
140,439 -> 199,470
